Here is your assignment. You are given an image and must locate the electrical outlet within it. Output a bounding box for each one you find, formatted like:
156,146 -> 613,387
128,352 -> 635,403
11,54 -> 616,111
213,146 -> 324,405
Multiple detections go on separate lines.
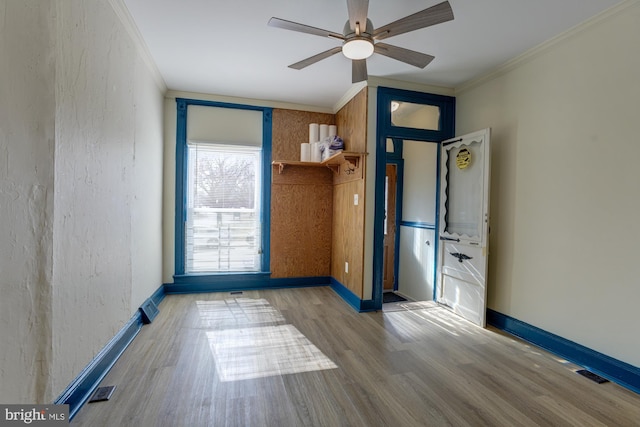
345,262 -> 349,273
354,194 -> 359,205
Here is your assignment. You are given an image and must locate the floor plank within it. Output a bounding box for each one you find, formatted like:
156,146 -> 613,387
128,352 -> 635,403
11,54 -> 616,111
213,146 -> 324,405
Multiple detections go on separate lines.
71,287 -> 640,426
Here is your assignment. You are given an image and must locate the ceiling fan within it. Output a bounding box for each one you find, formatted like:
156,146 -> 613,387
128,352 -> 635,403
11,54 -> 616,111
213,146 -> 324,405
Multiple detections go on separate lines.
268,0 -> 454,83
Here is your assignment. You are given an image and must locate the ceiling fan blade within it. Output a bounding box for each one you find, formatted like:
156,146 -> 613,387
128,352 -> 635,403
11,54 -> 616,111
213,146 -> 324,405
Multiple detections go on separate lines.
373,1 -> 454,41
347,0 -> 369,32
268,17 -> 344,40
352,59 -> 368,83
288,47 -> 343,70
374,43 -> 435,68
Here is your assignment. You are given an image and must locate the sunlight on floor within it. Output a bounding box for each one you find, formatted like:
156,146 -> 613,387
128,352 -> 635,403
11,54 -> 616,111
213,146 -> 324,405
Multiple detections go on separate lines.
199,297 -> 337,382
196,298 -> 285,329
206,324 -> 337,382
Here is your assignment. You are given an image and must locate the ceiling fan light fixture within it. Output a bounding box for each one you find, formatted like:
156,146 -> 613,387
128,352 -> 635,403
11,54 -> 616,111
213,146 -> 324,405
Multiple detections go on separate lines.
342,38 -> 374,60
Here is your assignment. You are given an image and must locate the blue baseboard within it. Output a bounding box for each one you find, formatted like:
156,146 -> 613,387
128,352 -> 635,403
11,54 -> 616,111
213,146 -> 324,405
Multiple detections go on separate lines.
165,274 -> 330,294
139,286 -> 166,324
329,278 -> 378,312
54,314 -> 142,419
55,285 -> 166,420
487,309 -> 640,395
166,275 -> 374,313
58,277 -> 376,420
149,284 -> 166,306
270,276 -> 331,288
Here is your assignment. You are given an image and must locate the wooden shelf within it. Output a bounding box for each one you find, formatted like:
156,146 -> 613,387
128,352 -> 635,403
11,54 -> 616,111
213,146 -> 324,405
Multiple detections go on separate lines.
273,151 -> 366,174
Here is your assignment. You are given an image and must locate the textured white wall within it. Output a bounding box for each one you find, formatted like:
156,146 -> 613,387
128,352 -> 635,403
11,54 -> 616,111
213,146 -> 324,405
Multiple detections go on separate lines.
51,0 -> 165,398
0,1 -> 56,404
456,2 -> 640,367
130,53 -> 165,310
0,0 -> 164,402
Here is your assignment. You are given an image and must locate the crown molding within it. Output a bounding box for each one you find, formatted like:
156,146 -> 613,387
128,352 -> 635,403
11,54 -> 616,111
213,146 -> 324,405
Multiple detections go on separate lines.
367,76 -> 454,97
332,81 -> 368,113
108,0 -> 167,93
165,90 -> 335,114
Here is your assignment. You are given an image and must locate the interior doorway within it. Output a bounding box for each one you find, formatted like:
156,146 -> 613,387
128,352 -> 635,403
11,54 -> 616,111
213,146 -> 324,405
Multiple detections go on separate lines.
383,163 -> 398,292
396,140 -> 438,301
373,87 -> 455,309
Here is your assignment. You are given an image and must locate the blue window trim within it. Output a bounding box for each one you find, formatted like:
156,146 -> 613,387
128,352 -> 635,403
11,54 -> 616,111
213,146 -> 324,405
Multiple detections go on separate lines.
174,98 -> 272,278
373,87 -> 455,309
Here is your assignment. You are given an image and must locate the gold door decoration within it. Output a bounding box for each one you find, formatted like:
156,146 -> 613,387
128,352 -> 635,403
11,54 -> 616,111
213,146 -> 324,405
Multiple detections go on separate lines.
456,147 -> 471,170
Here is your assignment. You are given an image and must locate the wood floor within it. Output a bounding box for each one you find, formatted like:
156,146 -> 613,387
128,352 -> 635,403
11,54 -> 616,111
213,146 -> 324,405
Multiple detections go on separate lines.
72,287 -> 640,426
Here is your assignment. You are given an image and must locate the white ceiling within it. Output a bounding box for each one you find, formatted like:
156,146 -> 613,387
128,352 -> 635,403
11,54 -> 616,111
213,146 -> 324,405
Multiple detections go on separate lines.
123,0 -> 623,109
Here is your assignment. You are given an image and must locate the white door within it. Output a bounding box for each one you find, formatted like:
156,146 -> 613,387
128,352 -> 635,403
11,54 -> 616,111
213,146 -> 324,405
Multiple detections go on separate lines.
436,129 -> 491,327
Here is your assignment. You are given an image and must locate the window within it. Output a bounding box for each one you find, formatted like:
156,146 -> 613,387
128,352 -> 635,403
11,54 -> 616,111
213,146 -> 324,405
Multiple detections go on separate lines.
391,101 -> 441,130
174,98 -> 272,278
186,143 -> 262,272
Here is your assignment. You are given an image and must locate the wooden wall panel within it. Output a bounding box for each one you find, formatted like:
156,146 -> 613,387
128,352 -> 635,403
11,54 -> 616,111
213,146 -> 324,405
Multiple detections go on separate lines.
272,164 -> 333,186
335,88 -> 367,153
331,154 -> 365,185
270,109 -> 335,278
271,181 -> 333,278
270,94 -> 368,291
331,179 -> 365,298
272,109 -> 335,161
330,87 -> 368,298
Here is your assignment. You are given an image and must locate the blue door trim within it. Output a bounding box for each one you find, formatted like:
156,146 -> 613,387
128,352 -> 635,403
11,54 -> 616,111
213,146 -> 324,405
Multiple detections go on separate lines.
373,87 -> 455,309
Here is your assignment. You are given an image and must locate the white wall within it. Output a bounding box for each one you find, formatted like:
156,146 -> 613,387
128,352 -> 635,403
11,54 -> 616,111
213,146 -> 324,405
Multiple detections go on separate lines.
402,141 -> 437,223
0,1 -> 56,404
397,141 -> 438,300
398,227 -> 435,301
456,1 -> 640,367
0,0 -> 165,403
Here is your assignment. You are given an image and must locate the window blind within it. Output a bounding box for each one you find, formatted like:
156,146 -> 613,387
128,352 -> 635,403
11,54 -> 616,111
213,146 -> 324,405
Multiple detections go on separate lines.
185,143 -> 262,272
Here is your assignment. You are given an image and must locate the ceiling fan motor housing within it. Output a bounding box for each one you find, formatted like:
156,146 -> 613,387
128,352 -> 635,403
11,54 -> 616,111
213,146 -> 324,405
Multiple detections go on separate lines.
343,18 -> 374,39
342,18 -> 375,60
